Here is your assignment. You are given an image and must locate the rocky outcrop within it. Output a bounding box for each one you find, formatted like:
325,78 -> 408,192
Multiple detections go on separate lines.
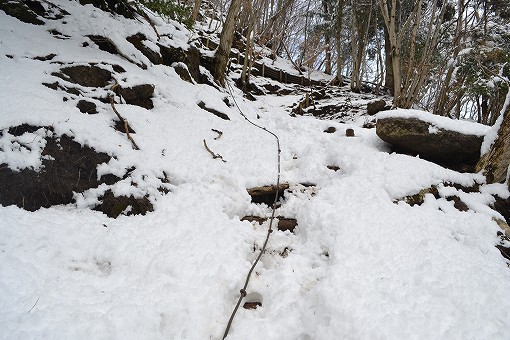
376,114 -> 485,170
53,65 -> 112,88
0,126 -> 118,211
79,0 -> 135,19
116,84 -> 155,109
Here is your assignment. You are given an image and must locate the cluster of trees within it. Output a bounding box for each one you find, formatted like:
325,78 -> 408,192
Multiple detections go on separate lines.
202,0 -> 510,125
138,0 -> 509,185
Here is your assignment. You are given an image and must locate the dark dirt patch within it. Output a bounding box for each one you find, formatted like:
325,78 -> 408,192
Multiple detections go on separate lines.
48,29 -> 70,39
113,120 -> 135,134
33,53 -> 56,61
8,124 -> 41,136
77,100 -> 98,114
0,126 -> 119,211
111,64 -> 126,73
276,218 -> 298,232
241,215 -> 297,233
43,81 -> 82,96
446,196 -> 469,211
402,186 -> 440,206
94,189 -> 153,218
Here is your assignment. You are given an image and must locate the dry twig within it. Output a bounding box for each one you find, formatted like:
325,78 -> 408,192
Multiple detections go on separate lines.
203,139 -> 226,162
109,93 -> 140,150
212,129 -> 223,140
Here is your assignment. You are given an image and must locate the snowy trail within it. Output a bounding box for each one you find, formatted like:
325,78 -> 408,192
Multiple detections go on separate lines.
1,2 -> 510,339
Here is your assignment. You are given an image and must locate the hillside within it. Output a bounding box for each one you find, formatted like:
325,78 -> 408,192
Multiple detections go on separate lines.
1,1 -> 510,339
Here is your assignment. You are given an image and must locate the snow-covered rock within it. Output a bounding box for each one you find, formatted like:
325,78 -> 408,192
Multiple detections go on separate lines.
376,109 -> 490,169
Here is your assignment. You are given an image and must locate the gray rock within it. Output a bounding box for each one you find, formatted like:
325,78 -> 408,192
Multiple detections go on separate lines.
376,116 -> 484,169
367,99 -> 386,115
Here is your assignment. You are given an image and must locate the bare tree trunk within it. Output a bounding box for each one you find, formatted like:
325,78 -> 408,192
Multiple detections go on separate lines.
379,0 -> 401,102
323,0 -> 332,75
212,0 -> 243,85
241,0 -> 254,88
383,27 -> 394,94
335,0 -> 344,84
476,89 -> 510,184
191,0 -> 202,22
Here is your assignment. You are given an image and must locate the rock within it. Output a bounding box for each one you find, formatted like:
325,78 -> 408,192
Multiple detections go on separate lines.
126,33 -> 163,65
159,44 -> 186,65
494,196 -> 510,228
324,127 -> 336,133
87,35 -> 121,55
76,100 -> 98,114
54,65 -> 112,88
0,126 -> 118,211
367,99 -> 386,115
118,84 -> 155,109
346,128 -> 355,137
247,183 -> 289,206
185,46 -> 201,83
243,302 -> 262,310
159,44 -> 203,83
79,0 -> 135,19
0,0 -> 45,25
376,116 -> 484,169
173,63 -> 194,83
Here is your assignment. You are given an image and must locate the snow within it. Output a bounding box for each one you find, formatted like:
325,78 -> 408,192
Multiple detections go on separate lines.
1,2 -> 510,340
377,109 -> 490,137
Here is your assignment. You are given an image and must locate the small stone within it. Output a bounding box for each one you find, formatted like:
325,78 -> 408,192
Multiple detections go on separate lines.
324,126 -> 336,133
346,128 -> 355,137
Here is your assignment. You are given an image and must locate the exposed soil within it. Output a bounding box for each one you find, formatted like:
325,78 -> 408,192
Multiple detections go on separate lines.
0,126 -> 118,211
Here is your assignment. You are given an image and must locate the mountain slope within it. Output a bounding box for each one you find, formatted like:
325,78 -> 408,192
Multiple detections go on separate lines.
1,2 -> 509,339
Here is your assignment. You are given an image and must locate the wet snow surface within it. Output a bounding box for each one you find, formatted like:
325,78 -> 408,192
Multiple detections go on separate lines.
1,2 -> 510,339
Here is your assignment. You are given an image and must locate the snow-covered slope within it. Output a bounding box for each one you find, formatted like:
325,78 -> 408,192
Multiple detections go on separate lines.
1,2 -> 510,339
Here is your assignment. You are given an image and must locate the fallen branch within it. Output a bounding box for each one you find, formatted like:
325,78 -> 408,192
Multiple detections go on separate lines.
212,128 -> 223,140
27,297 -> 40,314
203,139 -> 226,162
109,93 -> 140,150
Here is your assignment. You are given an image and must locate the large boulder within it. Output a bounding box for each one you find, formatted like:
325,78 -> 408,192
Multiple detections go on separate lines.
376,110 -> 490,170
